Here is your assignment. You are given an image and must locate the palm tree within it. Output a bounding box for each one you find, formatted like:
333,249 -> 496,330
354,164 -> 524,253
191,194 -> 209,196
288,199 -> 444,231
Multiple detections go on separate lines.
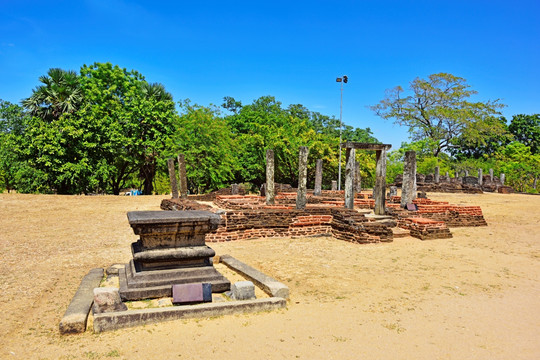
22,68 -> 82,121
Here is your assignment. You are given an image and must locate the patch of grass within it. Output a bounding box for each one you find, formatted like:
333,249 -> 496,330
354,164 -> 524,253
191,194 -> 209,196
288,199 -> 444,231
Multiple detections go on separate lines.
106,350 -> 120,357
332,335 -> 349,342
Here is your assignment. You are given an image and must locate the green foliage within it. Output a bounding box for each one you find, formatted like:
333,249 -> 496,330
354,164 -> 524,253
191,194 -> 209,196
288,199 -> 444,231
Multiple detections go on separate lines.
169,101 -> 236,193
0,100 -> 27,192
496,142 -> 540,192
451,116 -> 513,159
371,73 -> 505,156
508,114 -> 540,154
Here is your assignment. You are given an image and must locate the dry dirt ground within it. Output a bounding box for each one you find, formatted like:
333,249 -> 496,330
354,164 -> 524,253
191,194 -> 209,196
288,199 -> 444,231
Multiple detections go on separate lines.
0,192 -> 539,359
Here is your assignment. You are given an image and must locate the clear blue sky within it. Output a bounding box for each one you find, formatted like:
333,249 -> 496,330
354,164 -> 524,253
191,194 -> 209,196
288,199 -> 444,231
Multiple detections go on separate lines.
1,0 -> 539,149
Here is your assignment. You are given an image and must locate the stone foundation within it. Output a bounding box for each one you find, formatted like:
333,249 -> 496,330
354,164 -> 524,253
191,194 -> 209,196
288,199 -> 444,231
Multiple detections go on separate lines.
398,217 -> 453,240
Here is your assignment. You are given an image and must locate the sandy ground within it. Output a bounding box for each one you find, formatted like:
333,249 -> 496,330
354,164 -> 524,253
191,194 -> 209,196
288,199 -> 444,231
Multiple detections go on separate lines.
0,192 -> 539,360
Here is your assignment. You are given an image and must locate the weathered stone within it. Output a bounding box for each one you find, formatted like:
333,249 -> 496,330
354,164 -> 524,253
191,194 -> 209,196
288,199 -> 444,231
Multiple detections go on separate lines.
354,160 -> 362,193
489,168 -> 494,182
344,148 -> 355,209
374,147 -> 389,215
424,174 -> 434,183
389,186 -> 398,198
434,166 -> 440,183
106,264 -> 125,276
463,176 -> 479,186
167,158 -> 179,199
220,255 -> 289,299
500,173 -> 505,185
177,154 -> 188,199
266,149 -> 275,205
296,146 -> 309,210
231,184 -> 239,195
478,169 -> 483,186
59,268 -> 104,334
93,297 -> 286,333
331,180 -> 337,191
314,159 -> 323,196
401,151 -> 417,208
157,298 -> 173,307
417,191 -> 427,199
93,287 -> 128,314
230,281 -> 256,300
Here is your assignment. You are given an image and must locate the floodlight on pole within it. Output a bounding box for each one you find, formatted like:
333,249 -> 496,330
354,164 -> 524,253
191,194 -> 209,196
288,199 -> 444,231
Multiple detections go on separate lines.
336,75 -> 348,191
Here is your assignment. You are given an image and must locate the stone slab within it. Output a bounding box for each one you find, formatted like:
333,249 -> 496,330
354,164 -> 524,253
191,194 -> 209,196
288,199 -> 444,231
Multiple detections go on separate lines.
93,297 -> 286,333
172,283 -> 212,304
220,255 -> 289,299
93,287 -> 128,314
230,281 -> 256,300
59,268 -> 104,334
127,210 -> 221,225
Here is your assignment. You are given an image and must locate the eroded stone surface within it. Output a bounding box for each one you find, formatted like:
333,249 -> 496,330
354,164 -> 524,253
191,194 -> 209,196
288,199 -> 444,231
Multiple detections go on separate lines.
93,287 -> 127,314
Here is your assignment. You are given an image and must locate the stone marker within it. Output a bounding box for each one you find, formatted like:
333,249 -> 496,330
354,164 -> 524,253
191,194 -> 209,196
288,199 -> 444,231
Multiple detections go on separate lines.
478,169 -> 483,186
231,184 -> 239,195
331,180 -> 337,191
389,186 -> 397,198
435,166 -> 440,183
344,148 -> 356,209
465,169 -> 469,176
93,287 -> 128,314
489,168 -> 494,182
314,159 -> 323,196
354,160 -> 362,193
266,149 -> 275,205
172,283 -> 212,304
59,268 -> 104,334
401,151 -> 417,209
500,173 -> 505,185
296,146 -> 309,210
230,281 -> 256,300
167,158 -> 179,199
177,154 -> 188,199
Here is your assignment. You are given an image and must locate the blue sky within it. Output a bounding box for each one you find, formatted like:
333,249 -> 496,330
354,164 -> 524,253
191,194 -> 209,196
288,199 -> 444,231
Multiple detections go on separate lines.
1,0 -> 539,149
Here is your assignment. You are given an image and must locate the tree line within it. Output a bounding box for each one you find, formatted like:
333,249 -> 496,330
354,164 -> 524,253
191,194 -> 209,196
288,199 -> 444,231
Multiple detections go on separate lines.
1,66 -> 538,194
0,62 -> 377,195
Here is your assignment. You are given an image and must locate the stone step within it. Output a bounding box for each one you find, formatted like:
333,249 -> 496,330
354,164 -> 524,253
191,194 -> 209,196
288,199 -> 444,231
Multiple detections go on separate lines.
392,227 -> 410,238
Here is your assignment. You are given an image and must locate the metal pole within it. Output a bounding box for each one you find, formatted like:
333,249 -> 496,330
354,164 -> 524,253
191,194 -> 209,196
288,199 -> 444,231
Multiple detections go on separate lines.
338,81 -> 343,191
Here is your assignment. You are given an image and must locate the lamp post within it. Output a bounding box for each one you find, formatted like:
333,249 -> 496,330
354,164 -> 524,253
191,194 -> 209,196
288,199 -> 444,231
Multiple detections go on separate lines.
336,75 -> 348,191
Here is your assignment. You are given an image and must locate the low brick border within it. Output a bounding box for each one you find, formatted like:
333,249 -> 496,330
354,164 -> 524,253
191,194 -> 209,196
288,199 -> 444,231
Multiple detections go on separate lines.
59,268 -> 104,334
93,297 -> 286,333
220,255 -> 289,299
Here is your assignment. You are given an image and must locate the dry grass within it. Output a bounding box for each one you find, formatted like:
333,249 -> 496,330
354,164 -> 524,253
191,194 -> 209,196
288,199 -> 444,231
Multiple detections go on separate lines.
0,192 -> 539,359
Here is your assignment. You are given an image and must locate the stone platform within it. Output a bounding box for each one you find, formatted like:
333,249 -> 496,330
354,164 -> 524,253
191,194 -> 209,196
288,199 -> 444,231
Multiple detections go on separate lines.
119,210 -> 230,301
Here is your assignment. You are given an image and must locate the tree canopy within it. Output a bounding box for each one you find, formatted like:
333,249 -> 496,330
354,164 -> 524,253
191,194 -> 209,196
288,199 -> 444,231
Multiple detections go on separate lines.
371,73 -> 506,156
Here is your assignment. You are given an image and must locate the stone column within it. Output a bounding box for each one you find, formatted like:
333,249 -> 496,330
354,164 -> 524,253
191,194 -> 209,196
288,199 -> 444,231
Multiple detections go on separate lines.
167,158 -> 179,199
500,173 -> 505,185
296,146 -> 309,209
445,171 -> 449,178
465,169 -> 469,176
344,148 -> 356,209
354,161 -> 362,193
177,154 -> 188,199
314,159 -> 323,196
478,169 -> 483,186
374,147 -> 388,215
266,149 -> 275,205
331,180 -> 337,191
489,168 -> 494,182
400,150 -> 417,208
231,184 -> 239,195
434,166 -> 440,183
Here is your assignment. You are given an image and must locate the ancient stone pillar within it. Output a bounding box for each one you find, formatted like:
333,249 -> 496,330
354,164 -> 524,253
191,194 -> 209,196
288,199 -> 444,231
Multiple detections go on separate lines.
478,169 -> 483,186
296,146 -> 309,209
434,166 -> 440,183
177,154 -> 188,199
266,149 -> 275,205
465,169 -> 469,176
400,150 -> 417,209
489,168 -> 494,182
331,180 -> 337,191
500,173 -> 505,185
374,147 -> 388,215
231,184 -> 239,195
344,148 -> 356,209
354,160 -> 362,193
389,185 -> 398,198
314,159 -> 323,196
167,158 -> 179,199
445,171 -> 449,178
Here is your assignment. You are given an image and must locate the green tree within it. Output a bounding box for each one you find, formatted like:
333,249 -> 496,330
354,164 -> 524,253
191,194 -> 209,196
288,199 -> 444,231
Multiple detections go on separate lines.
169,101 -> 236,193
496,142 -> 540,192
0,100 -> 27,192
508,114 -> 540,154
371,73 -> 505,156
21,68 -> 82,121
